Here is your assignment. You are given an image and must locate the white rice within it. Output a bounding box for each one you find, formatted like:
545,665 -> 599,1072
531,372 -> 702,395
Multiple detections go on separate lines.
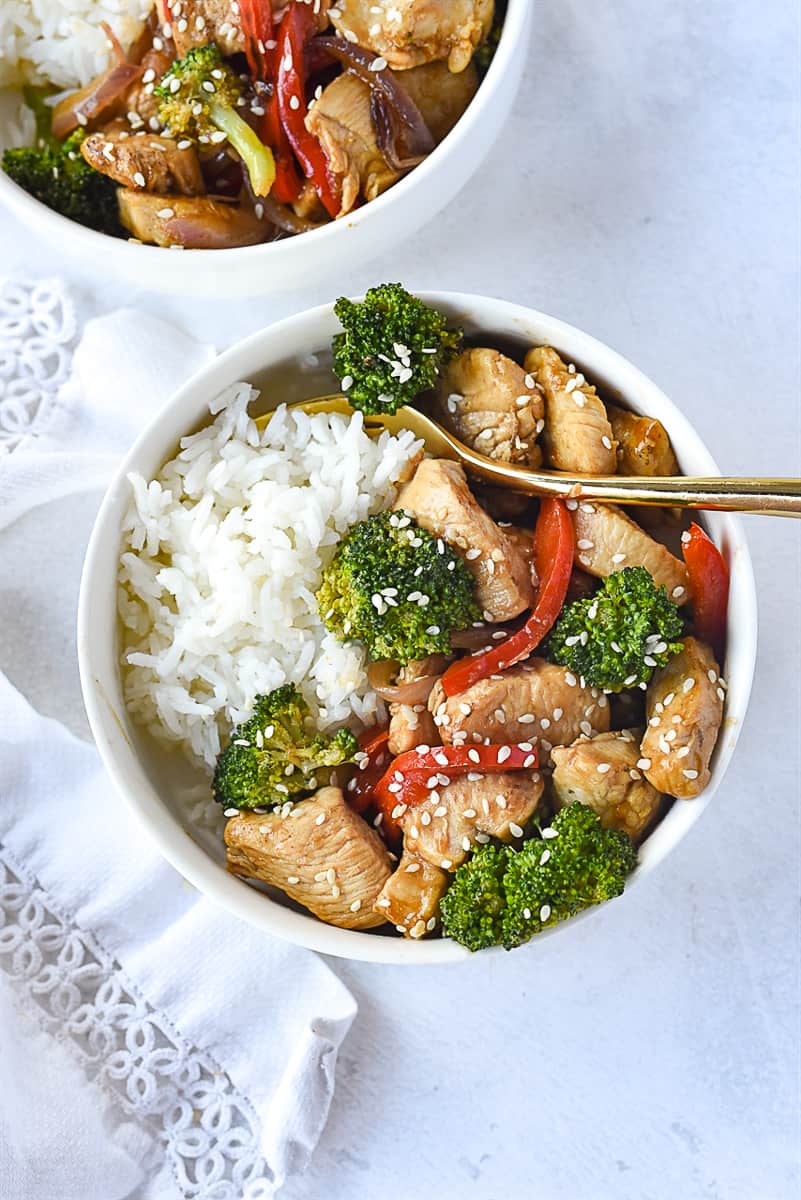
0,0 -> 154,91
119,384 -> 423,770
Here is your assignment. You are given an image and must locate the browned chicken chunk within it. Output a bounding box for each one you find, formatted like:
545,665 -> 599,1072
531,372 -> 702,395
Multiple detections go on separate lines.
607,405 -> 679,477
569,502 -> 690,602
118,191 -> 270,247
394,458 -> 534,621
639,637 -> 724,799
551,730 -> 662,844
224,787 -> 393,929
433,348 -> 544,468
331,0 -> 494,72
391,60 -> 479,142
401,770 -> 544,871
305,74 -> 398,217
374,848 -> 449,937
124,38 -> 176,128
81,130 -> 204,195
428,658 -> 611,754
388,656 -> 448,755
525,346 -> 618,474
169,0 -> 246,58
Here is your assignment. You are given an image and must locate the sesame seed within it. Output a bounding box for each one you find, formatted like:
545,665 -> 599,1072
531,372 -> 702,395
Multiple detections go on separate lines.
376,897 -> 390,907
465,547 -> 481,560
287,875 -> 300,885
683,677 -> 696,693
420,811 -> 431,826
553,707 -> 563,720
405,862 -> 421,874
637,757 -> 651,770
509,822 -> 524,837
717,686 -> 725,701
369,56 -> 388,70
602,436 -> 613,450
350,899 -> 362,912
289,94 -> 300,110
157,206 -> 175,219
133,171 -> 146,187
441,859 -> 453,870
434,805 -> 447,818
539,849 -> 551,866
596,762 -> 611,774
682,769 -> 699,780
672,586 -> 686,598
223,807 -> 238,817
676,746 -> 691,758
525,373 -> 535,388
611,552 -> 626,563
315,813 -> 326,825
426,916 -> 437,931
540,904 -> 552,922
498,746 -> 512,763
518,714 -> 535,725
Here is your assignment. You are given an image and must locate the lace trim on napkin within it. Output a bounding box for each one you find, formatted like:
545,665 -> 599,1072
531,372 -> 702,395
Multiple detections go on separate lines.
0,845 -> 275,1199
0,278 -> 77,454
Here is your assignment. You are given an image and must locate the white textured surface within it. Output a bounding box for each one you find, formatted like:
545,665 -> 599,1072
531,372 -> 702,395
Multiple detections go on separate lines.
0,1 -> 798,1198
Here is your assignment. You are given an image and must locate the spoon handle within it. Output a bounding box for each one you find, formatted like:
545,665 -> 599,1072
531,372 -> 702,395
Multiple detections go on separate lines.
453,444 -> 801,518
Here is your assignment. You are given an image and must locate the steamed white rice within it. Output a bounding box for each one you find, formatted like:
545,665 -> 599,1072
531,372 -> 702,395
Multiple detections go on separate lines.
119,384 -> 423,770
0,0 -> 153,90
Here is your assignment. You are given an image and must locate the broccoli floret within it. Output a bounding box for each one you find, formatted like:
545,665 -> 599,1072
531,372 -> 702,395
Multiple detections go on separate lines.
437,843 -> 508,951
2,129 -> 121,235
544,566 -> 685,691
155,43 -> 275,196
332,283 -> 462,414
440,804 -> 637,951
213,684 -> 358,810
316,510 -> 481,665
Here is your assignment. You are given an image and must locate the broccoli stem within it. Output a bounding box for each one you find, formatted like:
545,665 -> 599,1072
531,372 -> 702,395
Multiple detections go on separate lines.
207,99 -> 275,196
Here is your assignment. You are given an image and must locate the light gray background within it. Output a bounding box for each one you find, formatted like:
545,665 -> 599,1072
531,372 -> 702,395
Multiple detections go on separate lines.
1,1 -> 799,1198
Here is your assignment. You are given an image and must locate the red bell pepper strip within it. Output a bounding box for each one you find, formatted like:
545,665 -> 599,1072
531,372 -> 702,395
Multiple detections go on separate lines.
264,91 -> 304,203
276,1 -> 341,218
681,523 -> 729,663
373,742 -> 539,814
345,725 -> 391,815
441,498 -> 575,697
238,0 -> 274,81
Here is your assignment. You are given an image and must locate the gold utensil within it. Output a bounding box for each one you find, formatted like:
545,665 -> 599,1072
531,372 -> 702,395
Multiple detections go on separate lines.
256,396 -> 801,518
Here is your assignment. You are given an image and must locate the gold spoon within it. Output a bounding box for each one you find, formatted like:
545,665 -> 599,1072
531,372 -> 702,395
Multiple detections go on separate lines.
256,396 -> 801,518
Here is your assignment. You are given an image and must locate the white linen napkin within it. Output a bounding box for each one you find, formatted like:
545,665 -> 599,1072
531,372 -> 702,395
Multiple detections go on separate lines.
0,278 -> 357,1200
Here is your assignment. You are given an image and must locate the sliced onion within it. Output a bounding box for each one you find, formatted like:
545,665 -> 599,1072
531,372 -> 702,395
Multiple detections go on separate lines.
312,36 -> 434,169
367,659 -> 441,704
257,193 -> 326,234
451,622 -> 521,651
52,60 -> 142,139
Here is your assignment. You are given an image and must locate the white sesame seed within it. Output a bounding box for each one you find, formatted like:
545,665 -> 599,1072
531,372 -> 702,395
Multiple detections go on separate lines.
682,769 -> 699,780
611,552 -> 626,563
289,94 -> 300,110
596,762 -> 611,774
441,859 -> 453,870
223,807 -> 239,817
683,677 -> 696,693
156,206 -> 175,219
637,757 -> 652,770
518,714 -> 535,725
497,745 -> 512,763
426,916 -> 437,931
525,373 -> 535,388
133,171 -> 146,187
287,875 -> 300,885
672,586 -> 686,599
315,813 -> 326,825
509,822 -> 524,837
540,904 -> 552,922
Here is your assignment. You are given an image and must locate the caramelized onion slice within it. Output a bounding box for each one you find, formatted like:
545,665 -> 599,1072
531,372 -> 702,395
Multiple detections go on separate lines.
313,36 -> 434,169
52,61 -> 142,139
367,659 -> 441,704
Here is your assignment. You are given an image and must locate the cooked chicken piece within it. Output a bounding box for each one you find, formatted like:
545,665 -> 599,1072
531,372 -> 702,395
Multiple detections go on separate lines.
225,787 -> 392,929
394,458 -> 534,621
125,39 -> 175,127
402,770 -> 544,871
170,0 -> 246,58
429,658 -> 611,754
292,179 -> 327,223
374,848 -> 448,937
639,637 -> 724,799
118,191 -> 269,247
551,730 -> 662,844
390,60 -> 479,142
525,346 -> 617,474
569,502 -> 690,603
305,73 -> 398,217
331,0 -> 493,72
433,348 -> 544,468
81,130 -> 203,194
607,404 -> 679,477
388,656 -> 448,755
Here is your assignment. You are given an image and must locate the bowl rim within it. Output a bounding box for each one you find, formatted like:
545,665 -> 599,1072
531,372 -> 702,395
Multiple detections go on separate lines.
0,0 -> 529,265
77,291 -> 758,965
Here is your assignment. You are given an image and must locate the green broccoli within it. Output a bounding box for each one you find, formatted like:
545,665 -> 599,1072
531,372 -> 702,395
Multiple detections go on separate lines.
213,684 -> 358,810
544,566 -> 685,692
316,509 -> 481,665
155,43 -> 275,196
440,804 -> 637,952
332,283 -> 462,415
2,129 -> 121,235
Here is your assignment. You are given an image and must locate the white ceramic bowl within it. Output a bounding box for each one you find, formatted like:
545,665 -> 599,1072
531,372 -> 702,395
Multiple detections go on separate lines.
78,293 -> 758,964
0,2 -> 531,297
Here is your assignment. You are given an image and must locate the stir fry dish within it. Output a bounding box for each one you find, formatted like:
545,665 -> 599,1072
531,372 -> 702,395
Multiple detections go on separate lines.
120,284 -> 730,951
3,1 -> 502,247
